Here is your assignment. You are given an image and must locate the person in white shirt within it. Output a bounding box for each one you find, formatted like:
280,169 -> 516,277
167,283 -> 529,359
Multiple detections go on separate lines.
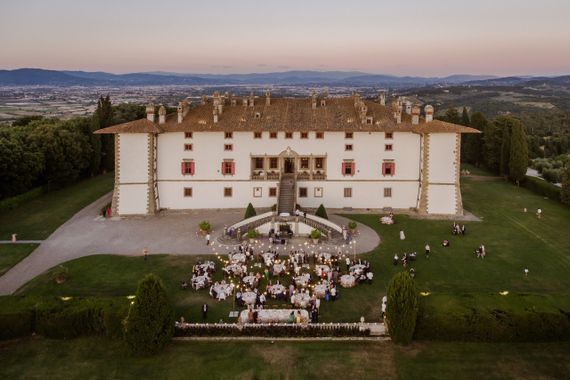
425,244 -> 430,258
205,233 -> 210,246
366,271 -> 373,284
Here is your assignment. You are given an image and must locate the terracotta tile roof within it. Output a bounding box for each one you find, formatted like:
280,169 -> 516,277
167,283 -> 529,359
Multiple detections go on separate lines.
95,97 -> 480,134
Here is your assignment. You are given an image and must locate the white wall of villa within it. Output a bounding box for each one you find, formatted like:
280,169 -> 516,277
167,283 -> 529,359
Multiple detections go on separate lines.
117,134 -> 150,215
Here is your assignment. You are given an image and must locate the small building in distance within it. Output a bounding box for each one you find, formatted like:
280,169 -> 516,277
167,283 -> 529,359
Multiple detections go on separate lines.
95,91 -> 479,216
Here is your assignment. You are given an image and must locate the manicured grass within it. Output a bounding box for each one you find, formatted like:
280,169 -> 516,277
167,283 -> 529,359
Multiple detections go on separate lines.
18,174 -> 570,323
0,173 -> 113,240
461,163 -> 497,176
0,337 -> 569,379
0,244 -> 38,276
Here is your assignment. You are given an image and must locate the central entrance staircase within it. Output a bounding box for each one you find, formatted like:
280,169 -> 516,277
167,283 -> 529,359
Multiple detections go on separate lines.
277,173 -> 295,214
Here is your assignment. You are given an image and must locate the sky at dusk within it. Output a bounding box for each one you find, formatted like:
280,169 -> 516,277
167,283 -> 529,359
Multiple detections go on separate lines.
0,0 -> 569,76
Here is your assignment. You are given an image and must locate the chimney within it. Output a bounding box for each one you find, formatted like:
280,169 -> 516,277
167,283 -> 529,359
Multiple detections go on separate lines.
242,97 -> 248,107
265,90 -> 271,106
182,99 -> 190,117
411,104 -> 420,125
158,105 -> 166,125
249,92 -> 255,107
391,100 -> 399,119
379,91 -> 386,106
213,108 -> 219,123
218,104 -> 223,115
405,100 -> 412,115
396,110 -> 402,124
177,102 -> 183,124
146,104 -> 155,122
425,105 -> 434,123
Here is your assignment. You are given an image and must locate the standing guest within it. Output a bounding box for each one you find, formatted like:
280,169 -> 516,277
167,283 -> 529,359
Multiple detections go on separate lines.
143,247 -> 149,261
400,230 -> 406,240
205,233 -> 211,246
461,225 -> 466,235
480,244 -> 486,258
425,244 -> 430,258
366,271 -> 373,284
537,208 -> 542,219
345,256 -> 351,271
393,253 -> 399,266
201,303 -> 208,321
331,285 -> 337,301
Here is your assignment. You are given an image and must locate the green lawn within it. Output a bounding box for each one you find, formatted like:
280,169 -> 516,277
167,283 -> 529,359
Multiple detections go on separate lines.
0,244 -> 37,276
0,337 -> 569,380
17,173 -> 570,323
0,173 -> 113,240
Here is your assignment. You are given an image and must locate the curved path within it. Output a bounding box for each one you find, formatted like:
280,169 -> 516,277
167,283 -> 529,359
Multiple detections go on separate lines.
0,193 -> 380,295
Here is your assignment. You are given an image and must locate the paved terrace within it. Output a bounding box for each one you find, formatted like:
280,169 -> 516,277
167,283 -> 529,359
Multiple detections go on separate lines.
0,193 -> 380,295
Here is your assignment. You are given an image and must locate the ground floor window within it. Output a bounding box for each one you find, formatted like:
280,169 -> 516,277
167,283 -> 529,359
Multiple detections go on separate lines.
344,188 -> 352,198
183,187 -> 192,197
314,187 -> 323,197
384,187 -> 392,198
253,187 -> 262,197
269,187 -> 277,197
224,187 -> 233,197
299,187 -> 308,198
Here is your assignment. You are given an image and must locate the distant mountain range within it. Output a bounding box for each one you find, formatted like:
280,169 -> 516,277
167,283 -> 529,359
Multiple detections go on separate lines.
0,68 -> 567,88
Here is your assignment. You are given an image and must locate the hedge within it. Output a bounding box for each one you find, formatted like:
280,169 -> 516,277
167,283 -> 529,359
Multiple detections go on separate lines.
523,176 -> 561,202
0,187 -> 44,211
174,324 -> 370,337
415,307 -> 570,342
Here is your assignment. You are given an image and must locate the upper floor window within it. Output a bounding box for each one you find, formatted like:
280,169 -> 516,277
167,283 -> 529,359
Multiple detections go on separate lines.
385,144 -> 393,151
345,132 -> 353,139
300,132 -> 308,139
300,157 -> 309,169
385,132 -> 393,139
184,144 -> 193,151
285,132 -> 293,139
222,161 -> 235,175
269,187 -> 277,197
315,157 -> 324,169
382,162 -> 396,176
270,132 -> 278,139
225,132 -> 233,139
224,144 -> 233,151
269,157 -> 279,169
181,161 -> 195,175
254,132 -> 262,139
254,157 -> 264,170
316,132 -> 324,139
184,132 -> 193,139
345,144 -> 353,151
342,161 -> 355,176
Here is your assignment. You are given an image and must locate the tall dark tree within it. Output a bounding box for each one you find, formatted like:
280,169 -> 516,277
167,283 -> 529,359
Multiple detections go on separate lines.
460,107 -> 470,127
483,120 -> 503,174
500,125 -> 511,177
386,271 -> 419,345
561,164 -> 570,206
94,95 -> 114,172
442,108 -> 461,124
463,112 -> 487,166
124,274 -> 174,355
509,121 -> 529,183
459,107 -> 471,161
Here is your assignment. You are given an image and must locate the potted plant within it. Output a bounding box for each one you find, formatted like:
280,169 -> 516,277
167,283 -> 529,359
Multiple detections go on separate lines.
53,265 -> 68,284
199,221 -> 211,234
247,229 -> 259,242
348,221 -> 358,232
309,229 -> 321,244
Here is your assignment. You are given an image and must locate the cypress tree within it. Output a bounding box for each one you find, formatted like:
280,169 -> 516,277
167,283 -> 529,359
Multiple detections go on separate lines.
561,165 -> 570,206
483,121 -> 503,174
244,202 -> 257,219
500,126 -> 511,177
315,204 -> 328,219
124,274 -> 174,355
509,121 -> 529,183
386,271 -> 418,345
94,95 -> 115,172
460,107 -> 470,126
464,112 -> 487,166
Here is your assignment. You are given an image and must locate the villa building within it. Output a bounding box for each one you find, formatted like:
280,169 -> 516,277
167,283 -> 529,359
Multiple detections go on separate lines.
95,91 -> 478,217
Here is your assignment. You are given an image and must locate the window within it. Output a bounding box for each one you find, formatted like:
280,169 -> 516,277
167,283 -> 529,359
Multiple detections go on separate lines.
224,187 -> 232,197
184,132 -> 193,139
222,161 -> 235,175
382,162 -> 396,176
345,144 -> 353,151
384,188 -> 392,198
255,112 -> 261,119
344,188 -> 352,198
181,161 -> 195,175
385,132 -> 393,139
385,144 -> 393,151
299,187 -> 308,198
254,157 -> 264,170
184,187 -> 193,197
269,157 -> 278,169
253,187 -> 262,197
225,132 -> 233,139
314,187 -> 323,198
270,132 -> 278,139
316,132 -> 324,139
342,161 -> 355,176
224,144 -> 233,151
269,187 -> 277,197
300,132 -> 308,139
254,132 -> 262,139
345,132 -> 353,139
300,157 -> 309,169
184,143 -> 193,151
285,132 -> 293,139
315,157 -> 324,169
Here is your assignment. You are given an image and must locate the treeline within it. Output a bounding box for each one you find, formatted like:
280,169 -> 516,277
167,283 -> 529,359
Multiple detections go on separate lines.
439,108 -> 528,183
0,97 -> 145,199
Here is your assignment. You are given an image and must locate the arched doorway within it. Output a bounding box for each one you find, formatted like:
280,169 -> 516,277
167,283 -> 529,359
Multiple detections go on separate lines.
284,158 -> 295,173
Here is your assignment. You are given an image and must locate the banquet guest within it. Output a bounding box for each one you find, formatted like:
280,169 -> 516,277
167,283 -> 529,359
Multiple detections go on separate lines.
425,244 -> 430,258
393,254 -> 399,266
201,303 -> 208,321
331,286 -> 337,301
366,271 -> 374,284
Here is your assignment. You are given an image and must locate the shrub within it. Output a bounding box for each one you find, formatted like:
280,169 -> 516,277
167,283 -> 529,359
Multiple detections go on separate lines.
246,229 -> 259,239
244,203 -> 257,219
198,220 -> 211,232
315,204 -> 328,219
386,271 -> 419,345
348,221 -> 357,230
124,274 -> 174,355
309,229 -> 322,240
523,176 -> 561,201
35,299 -> 106,339
542,168 -> 562,183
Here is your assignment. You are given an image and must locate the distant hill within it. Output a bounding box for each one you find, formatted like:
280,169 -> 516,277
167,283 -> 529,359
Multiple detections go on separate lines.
466,75 -> 570,87
0,68 -> 567,88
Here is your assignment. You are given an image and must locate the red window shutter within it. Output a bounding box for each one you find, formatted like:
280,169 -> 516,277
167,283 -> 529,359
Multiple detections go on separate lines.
382,162 -> 386,175
341,162 -> 346,175
181,162 -> 186,175
190,162 -> 195,175
221,162 -> 225,174
391,163 -> 396,176
231,162 -> 235,175
351,162 -> 355,176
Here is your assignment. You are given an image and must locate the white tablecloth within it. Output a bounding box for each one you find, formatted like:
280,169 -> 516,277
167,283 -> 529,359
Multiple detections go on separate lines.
192,275 -> 209,290
350,264 -> 366,275
315,264 -> 330,276
273,263 -> 285,275
268,284 -> 286,296
340,274 -> 356,288
223,263 -> 244,276
212,283 -> 234,300
241,291 -> 257,305
291,292 -> 311,308
294,273 -> 311,287
242,275 -> 257,288
238,309 -> 309,324
263,252 -> 276,266
199,261 -> 215,272
229,253 -> 246,263
314,283 -> 329,298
